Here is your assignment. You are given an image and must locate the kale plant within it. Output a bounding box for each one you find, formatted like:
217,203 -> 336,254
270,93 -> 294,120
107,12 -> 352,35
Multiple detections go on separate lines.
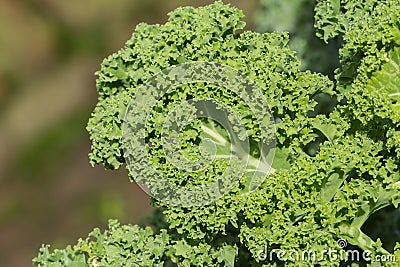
254,0 -> 340,76
34,1 -> 400,266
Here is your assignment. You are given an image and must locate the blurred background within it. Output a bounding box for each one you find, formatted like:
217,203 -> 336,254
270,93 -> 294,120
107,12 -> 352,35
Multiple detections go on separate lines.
0,1 -> 260,266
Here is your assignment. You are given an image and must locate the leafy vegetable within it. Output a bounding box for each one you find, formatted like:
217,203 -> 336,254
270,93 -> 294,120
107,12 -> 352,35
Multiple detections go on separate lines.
255,0 -> 340,75
34,220 -> 169,267
34,0 -> 400,266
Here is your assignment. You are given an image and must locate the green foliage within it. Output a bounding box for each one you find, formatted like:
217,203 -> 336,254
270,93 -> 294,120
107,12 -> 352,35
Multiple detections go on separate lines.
315,0 -> 400,126
254,0 -> 339,75
34,220 -> 169,267
35,0 -> 400,266
33,219 -> 238,267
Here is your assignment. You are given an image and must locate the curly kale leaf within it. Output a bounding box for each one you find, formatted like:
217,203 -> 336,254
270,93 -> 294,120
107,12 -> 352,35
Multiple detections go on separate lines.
255,0 -> 340,75
315,0 -> 400,124
35,1 -> 400,266
33,220 -> 169,267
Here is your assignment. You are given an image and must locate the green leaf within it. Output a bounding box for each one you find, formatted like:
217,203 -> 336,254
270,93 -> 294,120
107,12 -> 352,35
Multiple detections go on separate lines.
173,240 -> 190,257
320,172 -> 343,203
218,245 -> 237,267
367,46 -> 400,119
